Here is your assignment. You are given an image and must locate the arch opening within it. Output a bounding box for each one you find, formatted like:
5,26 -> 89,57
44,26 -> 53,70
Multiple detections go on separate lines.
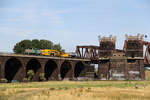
26,59 -> 41,80
74,62 -> 85,78
0,64 -> 2,79
60,61 -> 72,80
44,60 -> 58,80
5,58 -> 22,82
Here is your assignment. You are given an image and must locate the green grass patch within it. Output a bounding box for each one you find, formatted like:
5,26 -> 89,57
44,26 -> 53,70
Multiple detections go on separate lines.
0,81 -> 150,89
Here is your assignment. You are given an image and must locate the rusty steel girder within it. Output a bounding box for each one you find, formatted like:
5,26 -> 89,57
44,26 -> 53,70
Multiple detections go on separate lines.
144,42 -> 150,65
76,45 -> 100,60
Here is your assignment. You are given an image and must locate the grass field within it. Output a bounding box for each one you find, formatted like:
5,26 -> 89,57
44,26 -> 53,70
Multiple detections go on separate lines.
0,81 -> 150,100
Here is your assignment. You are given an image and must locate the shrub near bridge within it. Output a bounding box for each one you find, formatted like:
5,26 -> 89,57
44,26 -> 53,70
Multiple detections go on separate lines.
39,73 -> 45,81
0,78 -> 8,83
27,70 -> 35,81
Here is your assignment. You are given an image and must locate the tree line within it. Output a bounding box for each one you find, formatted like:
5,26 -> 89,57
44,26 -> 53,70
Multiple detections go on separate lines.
13,39 -> 63,54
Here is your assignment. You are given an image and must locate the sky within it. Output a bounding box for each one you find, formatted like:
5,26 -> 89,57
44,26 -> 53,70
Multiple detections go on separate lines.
0,0 -> 150,52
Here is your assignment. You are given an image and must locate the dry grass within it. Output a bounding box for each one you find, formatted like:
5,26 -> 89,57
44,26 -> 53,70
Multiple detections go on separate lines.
0,81 -> 150,100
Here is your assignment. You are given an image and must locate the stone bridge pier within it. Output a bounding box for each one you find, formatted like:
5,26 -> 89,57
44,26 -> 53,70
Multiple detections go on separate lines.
0,56 -> 91,82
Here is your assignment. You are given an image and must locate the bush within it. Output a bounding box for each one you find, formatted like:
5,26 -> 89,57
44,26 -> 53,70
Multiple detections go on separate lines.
0,78 -> 8,83
23,78 -> 28,82
49,88 -> 55,90
27,70 -> 35,81
39,73 -> 45,81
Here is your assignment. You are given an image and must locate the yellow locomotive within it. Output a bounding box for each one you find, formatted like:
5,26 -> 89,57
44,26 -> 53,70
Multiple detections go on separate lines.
41,49 -> 69,57
25,49 -> 69,57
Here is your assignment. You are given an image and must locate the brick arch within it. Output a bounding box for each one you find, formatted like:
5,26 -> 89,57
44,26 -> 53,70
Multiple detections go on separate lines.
74,61 -> 85,78
60,61 -> 73,80
0,63 -> 1,79
44,60 -> 58,80
26,58 -> 41,81
4,57 -> 23,82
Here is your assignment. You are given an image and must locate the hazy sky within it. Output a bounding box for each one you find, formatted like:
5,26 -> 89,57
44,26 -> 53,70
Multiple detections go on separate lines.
0,0 -> 150,52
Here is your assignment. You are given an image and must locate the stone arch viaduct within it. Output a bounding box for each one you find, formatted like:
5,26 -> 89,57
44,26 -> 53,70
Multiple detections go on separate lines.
0,54 -> 91,82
